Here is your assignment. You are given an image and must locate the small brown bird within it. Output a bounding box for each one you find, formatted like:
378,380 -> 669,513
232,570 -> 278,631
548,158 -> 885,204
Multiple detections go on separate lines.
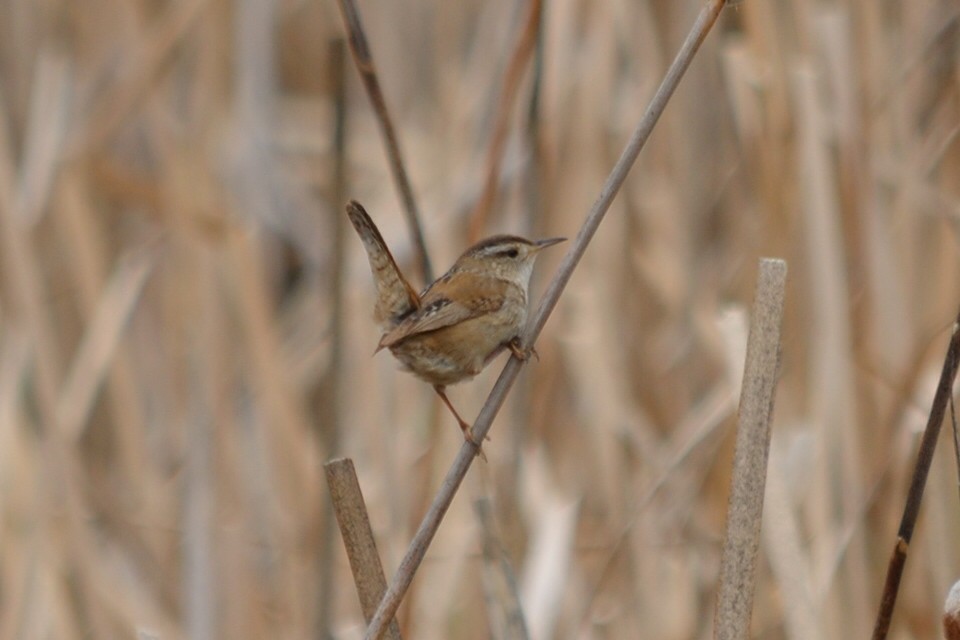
346,201 -> 564,445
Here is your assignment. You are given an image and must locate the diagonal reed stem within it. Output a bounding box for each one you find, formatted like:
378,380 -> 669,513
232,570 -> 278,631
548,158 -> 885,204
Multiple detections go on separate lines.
871,306 -> 960,640
363,2 -> 729,637
335,0 -> 434,283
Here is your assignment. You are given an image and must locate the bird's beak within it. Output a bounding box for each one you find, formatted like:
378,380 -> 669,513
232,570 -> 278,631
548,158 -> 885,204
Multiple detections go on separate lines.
532,237 -> 566,251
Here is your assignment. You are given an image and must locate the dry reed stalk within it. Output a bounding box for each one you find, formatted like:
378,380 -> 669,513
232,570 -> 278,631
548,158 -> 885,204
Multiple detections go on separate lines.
0,95 -> 63,422
227,231 -> 316,512
474,498 -> 529,640
55,171 -> 150,491
19,51 -> 69,226
1,0 -> 958,635
0,331 -> 35,639
325,458 -> 402,640
183,247 -> 219,640
872,308 -> 960,640
55,250 -> 153,442
713,258 -> 787,640
363,2 -> 729,637
506,2 -> 548,485
953,396 -> 960,507
578,383 -> 739,630
793,60 -> 872,636
762,441 -> 823,639
518,489 -> 578,639
74,0 -> 209,154
318,36 -> 350,639
466,0 -> 542,242
397,398 -> 446,638
0,77 -> 124,637
335,0 -> 433,283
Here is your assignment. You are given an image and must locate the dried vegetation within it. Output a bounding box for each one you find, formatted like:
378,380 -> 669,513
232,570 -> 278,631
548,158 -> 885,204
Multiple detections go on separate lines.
0,0 -> 958,639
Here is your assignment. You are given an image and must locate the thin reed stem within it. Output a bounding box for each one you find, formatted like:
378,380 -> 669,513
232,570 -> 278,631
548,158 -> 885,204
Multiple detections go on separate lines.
317,36 -> 349,639
363,2 -> 730,637
467,0 -> 543,242
872,307 -> 960,640
335,0 -> 434,283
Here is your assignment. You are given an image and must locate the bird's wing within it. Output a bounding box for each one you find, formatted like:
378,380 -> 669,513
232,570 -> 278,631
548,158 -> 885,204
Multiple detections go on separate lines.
346,201 -> 421,328
377,272 -> 506,350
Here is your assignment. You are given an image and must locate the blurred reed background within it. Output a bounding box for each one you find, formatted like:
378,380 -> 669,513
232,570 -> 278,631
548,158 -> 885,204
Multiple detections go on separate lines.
0,0 -> 958,638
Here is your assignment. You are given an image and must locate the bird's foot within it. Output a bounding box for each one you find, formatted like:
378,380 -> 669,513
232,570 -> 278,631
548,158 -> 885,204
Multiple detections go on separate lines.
508,338 -> 538,362
463,424 -> 489,462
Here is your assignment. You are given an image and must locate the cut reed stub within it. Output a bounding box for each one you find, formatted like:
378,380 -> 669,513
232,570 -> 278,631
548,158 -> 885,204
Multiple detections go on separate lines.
945,580 -> 960,640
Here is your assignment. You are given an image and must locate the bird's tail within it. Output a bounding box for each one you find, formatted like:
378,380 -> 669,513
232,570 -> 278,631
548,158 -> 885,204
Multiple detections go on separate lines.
345,201 -> 421,328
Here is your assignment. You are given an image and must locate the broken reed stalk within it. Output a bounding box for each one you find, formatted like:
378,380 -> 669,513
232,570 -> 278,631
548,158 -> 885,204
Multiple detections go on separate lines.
871,306 -> 960,640
325,458 -> 403,640
363,2 -> 729,638
713,258 -> 787,640
335,0 -> 433,283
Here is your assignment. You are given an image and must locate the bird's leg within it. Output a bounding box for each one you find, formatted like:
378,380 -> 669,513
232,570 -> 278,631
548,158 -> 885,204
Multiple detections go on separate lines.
507,337 -> 538,362
433,385 -> 488,457
433,385 -> 471,433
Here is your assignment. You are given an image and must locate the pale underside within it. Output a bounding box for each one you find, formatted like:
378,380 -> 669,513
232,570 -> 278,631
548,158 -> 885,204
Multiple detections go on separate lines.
381,272 -> 527,386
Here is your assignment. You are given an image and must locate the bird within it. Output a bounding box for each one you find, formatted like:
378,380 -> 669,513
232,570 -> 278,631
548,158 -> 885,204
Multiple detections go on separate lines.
346,200 -> 564,446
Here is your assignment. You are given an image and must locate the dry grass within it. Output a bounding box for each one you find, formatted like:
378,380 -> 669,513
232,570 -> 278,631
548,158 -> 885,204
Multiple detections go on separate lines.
0,0 -> 958,639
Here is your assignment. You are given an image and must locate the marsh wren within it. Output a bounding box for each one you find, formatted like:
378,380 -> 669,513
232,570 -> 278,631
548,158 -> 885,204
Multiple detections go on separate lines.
346,201 -> 564,445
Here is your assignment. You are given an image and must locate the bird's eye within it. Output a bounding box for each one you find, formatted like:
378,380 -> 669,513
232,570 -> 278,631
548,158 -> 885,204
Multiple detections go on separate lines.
499,248 -> 519,259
